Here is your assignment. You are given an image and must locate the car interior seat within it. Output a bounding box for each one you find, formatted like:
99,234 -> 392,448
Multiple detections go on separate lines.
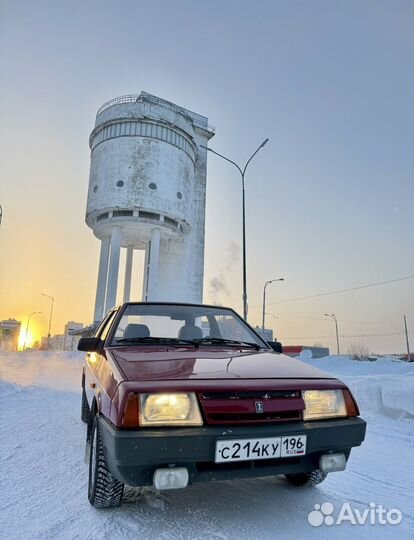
123,323 -> 150,339
178,325 -> 203,341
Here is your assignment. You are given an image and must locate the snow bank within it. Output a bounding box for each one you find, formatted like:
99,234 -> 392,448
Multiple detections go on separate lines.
300,353 -> 414,376
0,379 -> 25,398
302,355 -> 414,420
0,350 -> 84,393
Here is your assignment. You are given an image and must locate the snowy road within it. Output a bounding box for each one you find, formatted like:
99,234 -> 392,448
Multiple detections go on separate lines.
1,352 -> 413,540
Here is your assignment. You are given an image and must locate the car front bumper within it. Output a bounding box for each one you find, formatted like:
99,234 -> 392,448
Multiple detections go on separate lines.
98,415 -> 366,487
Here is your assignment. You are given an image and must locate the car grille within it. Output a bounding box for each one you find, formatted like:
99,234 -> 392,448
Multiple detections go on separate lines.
198,390 -> 304,425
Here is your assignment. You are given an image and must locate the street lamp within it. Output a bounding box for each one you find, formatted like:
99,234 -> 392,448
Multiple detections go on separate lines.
201,138 -> 269,320
262,278 -> 284,335
41,293 -> 54,349
325,313 -> 340,355
24,311 -> 41,350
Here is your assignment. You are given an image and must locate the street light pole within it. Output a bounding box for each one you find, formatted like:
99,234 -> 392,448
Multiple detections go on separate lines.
325,313 -> 340,355
41,293 -> 54,349
201,139 -> 269,321
403,314 -> 411,361
24,311 -> 41,350
262,278 -> 284,335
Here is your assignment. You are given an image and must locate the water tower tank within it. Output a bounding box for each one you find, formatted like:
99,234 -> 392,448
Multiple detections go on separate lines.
86,92 -> 214,322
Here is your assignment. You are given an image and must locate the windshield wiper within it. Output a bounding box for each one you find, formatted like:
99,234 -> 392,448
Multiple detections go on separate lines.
114,336 -> 197,347
114,336 -> 263,350
191,337 -> 261,350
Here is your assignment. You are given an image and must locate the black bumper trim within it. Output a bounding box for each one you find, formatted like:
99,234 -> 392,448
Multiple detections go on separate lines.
98,416 -> 366,487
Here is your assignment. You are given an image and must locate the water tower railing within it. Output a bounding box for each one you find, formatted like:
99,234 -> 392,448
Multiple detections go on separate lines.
96,93 -> 215,133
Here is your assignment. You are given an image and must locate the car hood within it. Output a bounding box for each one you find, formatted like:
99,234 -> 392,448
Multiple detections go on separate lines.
108,347 -> 336,381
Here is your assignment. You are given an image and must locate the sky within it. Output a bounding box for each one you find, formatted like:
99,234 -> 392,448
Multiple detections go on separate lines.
0,0 -> 413,354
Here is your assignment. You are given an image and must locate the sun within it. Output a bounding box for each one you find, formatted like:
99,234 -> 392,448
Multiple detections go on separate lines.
18,327 -> 36,351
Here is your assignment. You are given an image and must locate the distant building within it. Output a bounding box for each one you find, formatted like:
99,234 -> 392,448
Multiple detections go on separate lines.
63,321 -> 84,350
48,335 -> 65,350
254,326 -> 274,342
64,321 -> 84,335
200,318 -> 271,342
283,345 -> 330,359
0,319 -> 21,351
40,321 -> 84,351
39,337 -> 49,350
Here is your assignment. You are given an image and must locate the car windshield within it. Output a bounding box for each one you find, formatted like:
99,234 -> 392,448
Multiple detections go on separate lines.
109,304 -> 267,348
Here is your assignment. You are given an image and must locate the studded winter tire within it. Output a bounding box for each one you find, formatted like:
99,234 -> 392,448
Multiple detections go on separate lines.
88,416 -> 124,508
285,469 -> 328,487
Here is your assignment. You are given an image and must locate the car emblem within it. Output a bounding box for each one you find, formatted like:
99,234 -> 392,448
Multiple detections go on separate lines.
255,401 -> 264,413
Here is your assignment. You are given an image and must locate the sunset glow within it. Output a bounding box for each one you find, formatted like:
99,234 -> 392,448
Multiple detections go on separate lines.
18,325 -> 38,351
0,1 -> 412,357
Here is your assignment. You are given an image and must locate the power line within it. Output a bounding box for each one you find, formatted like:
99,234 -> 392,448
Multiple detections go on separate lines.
282,332 -> 404,340
250,275 -> 414,307
269,313 -> 401,326
269,314 -> 326,322
334,319 -> 400,326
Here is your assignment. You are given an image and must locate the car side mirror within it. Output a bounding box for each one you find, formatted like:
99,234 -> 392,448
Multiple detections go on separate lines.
268,341 -> 283,353
78,337 -> 102,352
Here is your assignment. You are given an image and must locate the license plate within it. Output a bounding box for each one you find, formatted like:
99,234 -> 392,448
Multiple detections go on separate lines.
215,435 -> 307,463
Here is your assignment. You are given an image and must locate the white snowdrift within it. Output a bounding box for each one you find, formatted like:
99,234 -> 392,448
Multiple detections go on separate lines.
302,355 -> 414,420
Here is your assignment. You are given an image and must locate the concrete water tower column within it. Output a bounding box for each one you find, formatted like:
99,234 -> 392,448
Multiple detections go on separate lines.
123,247 -> 134,303
105,227 -> 122,312
94,236 -> 110,323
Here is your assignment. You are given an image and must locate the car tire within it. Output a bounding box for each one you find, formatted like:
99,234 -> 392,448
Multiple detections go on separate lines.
285,469 -> 328,487
81,387 -> 90,424
88,416 -> 124,508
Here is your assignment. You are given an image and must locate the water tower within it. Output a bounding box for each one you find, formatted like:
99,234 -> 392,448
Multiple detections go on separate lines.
86,92 -> 214,322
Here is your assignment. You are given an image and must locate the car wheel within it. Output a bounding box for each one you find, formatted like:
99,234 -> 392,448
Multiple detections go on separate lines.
285,469 -> 328,487
81,387 -> 90,424
88,415 -> 124,508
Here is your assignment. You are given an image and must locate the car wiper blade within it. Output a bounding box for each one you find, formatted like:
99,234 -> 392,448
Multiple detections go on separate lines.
114,336 -> 262,349
115,336 -> 197,347
192,337 -> 261,349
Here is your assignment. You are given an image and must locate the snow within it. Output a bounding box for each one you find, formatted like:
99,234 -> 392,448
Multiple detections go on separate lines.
1,351 -> 413,540
302,354 -> 414,420
0,350 -> 83,393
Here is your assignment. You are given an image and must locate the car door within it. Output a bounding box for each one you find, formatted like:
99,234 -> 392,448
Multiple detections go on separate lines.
84,309 -> 118,411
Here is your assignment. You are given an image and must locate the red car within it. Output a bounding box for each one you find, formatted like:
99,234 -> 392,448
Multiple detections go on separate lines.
78,302 -> 366,508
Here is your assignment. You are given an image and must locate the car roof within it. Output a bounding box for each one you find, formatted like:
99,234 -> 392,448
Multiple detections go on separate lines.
114,301 -> 235,311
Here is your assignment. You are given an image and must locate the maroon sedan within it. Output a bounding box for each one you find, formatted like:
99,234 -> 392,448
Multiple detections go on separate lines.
78,302 -> 366,508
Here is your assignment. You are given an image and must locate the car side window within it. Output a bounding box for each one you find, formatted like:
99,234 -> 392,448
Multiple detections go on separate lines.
99,311 -> 117,342
94,312 -> 112,337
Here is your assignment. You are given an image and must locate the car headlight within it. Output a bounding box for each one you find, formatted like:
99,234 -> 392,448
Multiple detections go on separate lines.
302,389 -> 347,420
139,393 -> 203,426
